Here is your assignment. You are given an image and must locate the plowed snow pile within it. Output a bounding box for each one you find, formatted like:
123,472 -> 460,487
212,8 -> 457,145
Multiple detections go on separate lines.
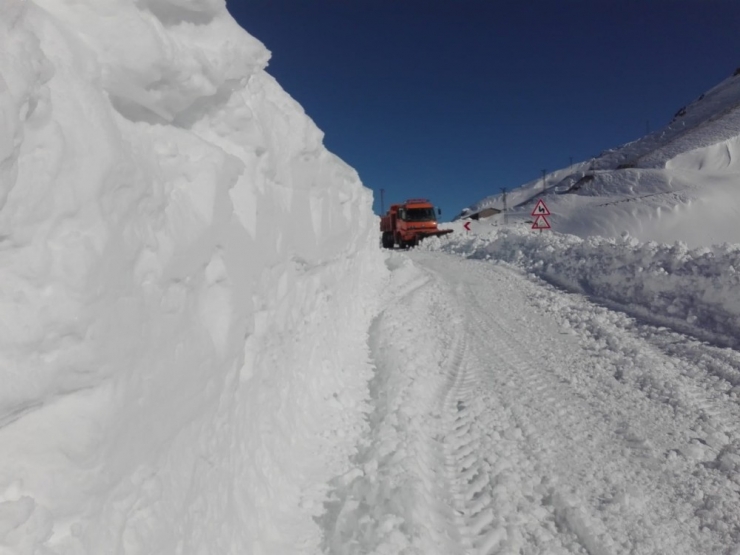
424,225 -> 740,347
0,2 -> 384,553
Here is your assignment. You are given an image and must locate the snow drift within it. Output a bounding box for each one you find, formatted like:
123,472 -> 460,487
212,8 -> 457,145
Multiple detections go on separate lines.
0,1 -> 384,553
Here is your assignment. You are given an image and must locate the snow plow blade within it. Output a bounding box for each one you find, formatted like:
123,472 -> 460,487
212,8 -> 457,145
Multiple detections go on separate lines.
430,229 -> 453,238
414,229 -> 453,245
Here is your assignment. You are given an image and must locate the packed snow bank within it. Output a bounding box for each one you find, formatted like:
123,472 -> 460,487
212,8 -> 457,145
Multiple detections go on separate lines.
0,2 -> 384,553
423,226 -> 740,347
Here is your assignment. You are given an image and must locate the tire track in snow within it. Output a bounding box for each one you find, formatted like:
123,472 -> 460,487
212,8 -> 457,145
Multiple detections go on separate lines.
414,251 -> 723,555
319,255 -> 472,554
322,251 -> 740,554
432,274 -> 617,555
434,301 -> 478,554
503,256 -> 740,552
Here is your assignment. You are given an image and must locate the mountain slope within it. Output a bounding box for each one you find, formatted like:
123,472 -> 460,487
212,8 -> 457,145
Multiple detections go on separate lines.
461,69 -> 740,247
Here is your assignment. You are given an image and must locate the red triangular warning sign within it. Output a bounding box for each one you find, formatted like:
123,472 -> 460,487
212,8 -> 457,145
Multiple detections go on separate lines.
531,215 -> 551,230
531,199 -> 550,217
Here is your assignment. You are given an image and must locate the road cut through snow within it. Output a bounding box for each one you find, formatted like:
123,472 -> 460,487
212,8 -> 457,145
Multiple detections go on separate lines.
321,250 -> 740,555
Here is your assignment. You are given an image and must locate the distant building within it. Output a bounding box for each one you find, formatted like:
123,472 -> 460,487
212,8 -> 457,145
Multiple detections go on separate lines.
470,207 -> 501,220
455,206 -> 501,221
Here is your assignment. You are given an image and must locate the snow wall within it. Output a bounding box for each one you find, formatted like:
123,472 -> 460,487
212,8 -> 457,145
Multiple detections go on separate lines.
0,1 -> 385,553
425,226 -> 740,349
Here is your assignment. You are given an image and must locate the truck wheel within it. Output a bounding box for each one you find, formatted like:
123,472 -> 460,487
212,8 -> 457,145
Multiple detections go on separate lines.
381,232 -> 394,249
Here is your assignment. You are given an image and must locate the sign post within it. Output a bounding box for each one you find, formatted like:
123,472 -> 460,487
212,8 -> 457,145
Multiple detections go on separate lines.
530,199 -> 551,232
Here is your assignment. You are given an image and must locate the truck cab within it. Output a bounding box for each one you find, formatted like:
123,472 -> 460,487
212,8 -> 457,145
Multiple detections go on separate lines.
380,198 -> 452,248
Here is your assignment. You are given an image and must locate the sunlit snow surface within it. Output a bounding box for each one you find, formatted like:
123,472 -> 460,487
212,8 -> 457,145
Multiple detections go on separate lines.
0,1 -> 384,553
462,71 -> 740,248
5,1 -> 740,554
425,224 -> 740,347
325,249 -> 740,554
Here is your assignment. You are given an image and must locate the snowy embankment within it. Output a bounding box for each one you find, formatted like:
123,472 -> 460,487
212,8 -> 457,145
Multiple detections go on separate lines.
425,226 -> 740,348
462,72 -> 740,247
0,2 -> 384,553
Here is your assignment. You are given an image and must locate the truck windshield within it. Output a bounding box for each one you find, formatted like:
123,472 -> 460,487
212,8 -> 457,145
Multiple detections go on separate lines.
403,207 -> 436,222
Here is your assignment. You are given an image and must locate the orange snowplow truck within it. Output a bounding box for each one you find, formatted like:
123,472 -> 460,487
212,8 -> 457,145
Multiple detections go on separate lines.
380,198 -> 453,249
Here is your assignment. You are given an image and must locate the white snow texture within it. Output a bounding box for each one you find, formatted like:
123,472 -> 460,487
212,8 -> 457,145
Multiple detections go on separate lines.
426,227 -> 740,347
6,1 -> 740,554
0,1 -> 384,553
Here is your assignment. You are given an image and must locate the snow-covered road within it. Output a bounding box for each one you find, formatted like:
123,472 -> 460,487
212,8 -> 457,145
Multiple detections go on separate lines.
322,251 -> 740,555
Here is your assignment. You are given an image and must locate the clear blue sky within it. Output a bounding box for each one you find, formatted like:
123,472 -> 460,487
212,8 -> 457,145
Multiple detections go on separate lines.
230,0 -> 740,219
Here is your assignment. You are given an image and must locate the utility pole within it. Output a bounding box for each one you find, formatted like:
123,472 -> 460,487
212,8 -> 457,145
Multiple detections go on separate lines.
541,169 -> 546,192
501,187 -> 507,225
569,156 -> 573,168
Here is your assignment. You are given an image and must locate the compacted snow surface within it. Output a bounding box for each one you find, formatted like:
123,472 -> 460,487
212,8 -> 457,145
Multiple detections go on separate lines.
322,248 -> 740,554
4,1 -> 740,554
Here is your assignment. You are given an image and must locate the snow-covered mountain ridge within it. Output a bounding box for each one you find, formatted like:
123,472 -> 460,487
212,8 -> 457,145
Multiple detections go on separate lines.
0,2 -> 384,553
462,69 -> 740,247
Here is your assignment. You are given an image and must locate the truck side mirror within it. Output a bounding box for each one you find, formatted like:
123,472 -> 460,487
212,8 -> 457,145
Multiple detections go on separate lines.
398,208 -> 405,220
438,208 -> 442,215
